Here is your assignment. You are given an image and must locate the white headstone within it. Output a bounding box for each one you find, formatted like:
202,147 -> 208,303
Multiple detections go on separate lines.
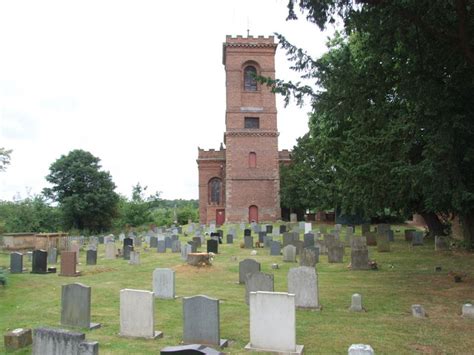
349,293 -> 364,312
287,267 -> 320,309
120,289 -> 162,339
348,344 -> 375,355
462,303 -> 474,318
304,223 -> 312,233
245,291 -> 303,354
152,268 -> 175,299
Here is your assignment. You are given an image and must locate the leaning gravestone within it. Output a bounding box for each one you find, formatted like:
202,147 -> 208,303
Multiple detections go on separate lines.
245,272 -> 274,305
239,259 -> 261,284
270,241 -> 281,256
10,252 -> 23,274
288,266 -> 320,309
282,245 -> 297,262
61,283 -> 100,329
86,250 -> 97,265
207,239 -> 218,254
153,268 -> 175,299
32,328 -> 98,355
120,289 -> 163,339
244,236 -> 253,249
245,291 -> 303,354
182,295 -> 228,347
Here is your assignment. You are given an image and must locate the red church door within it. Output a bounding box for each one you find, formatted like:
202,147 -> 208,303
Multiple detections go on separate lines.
249,205 -> 258,223
216,209 -> 225,226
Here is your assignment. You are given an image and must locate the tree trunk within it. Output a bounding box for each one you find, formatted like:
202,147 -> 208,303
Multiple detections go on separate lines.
419,212 -> 447,238
186,253 -> 211,267
459,211 -> 474,250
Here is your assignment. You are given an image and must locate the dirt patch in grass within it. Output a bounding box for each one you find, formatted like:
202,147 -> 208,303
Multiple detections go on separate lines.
409,343 -> 441,354
173,263 -> 222,275
82,267 -> 118,275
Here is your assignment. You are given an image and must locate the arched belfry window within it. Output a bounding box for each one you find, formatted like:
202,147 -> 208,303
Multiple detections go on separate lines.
208,177 -> 222,205
244,65 -> 257,91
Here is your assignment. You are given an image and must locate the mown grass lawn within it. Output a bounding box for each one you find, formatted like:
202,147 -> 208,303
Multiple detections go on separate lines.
1,224 -> 474,354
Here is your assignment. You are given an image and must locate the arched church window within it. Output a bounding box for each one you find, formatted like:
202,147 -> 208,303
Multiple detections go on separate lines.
249,152 -> 257,168
244,65 -> 257,91
208,178 -> 222,205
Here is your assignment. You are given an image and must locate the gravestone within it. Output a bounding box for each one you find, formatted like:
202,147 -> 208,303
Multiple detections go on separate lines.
153,268 -> 175,299
365,232 -> 377,246
244,229 -> 251,237
86,250 -> 97,265
349,293 -> 364,312
245,272 -> 274,305
129,251 -> 140,265
377,233 -> 391,252
304,223 -> 312,233
412,231 -> 424,246
123,237 -> 133,249
150,237 -> 158,248
105,242 -> 116,259
348,344 -> 375,355
207,239 -> 218,254
48,248 -> 58,265
239,259 -> 261,284
193,236 -> 202,248
181,244 -> 192,261
299,248 -> 318,267
244,236 -> 253,249
70,243 -> 80,264
157,240 -> 166,253
328,244 -> 344,263
361,224 -> 370,235
377,223 -> 390,235
282,245 -> 297,262
123,245 -> 134,260
32,328 -> 98,355
183,295 -> 228,347
59,251 -> 81,277
315,239 -> 327,255
279,225 -> 287,234
303,233 -> 315,248
270,241 -> 281,256
245,291 -> 303,354
264,235 -> 273,248
324,234 -> 337,249
188,241 -> 197,253
266,225 -> 273,234
282,233 -> 293,247
31,250 -> 48,274
10,252 -> 23,273
411,304 -> 426,318
462,304 -> 474,319
120,289 -> 163,339
98,236 -> 104,244
404,229 -> 416,241
165,237 -> 172,249
435,236 -> 449,251
351,237 -> 367,249
258,232 -> 266,244
61,283 -> 100,329
288,266 -> 320,309
226,234 -> 233,244
290,213 -> 297,222
160,344 -> 224,354
172,240 -> 181,253
4,328 -> 32,352
351,249 -> 369,270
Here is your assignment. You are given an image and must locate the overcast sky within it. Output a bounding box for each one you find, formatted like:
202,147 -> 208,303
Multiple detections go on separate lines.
0,0 -> 332,201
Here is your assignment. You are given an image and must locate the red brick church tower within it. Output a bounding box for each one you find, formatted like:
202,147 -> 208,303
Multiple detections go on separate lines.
197,35 -> 290,224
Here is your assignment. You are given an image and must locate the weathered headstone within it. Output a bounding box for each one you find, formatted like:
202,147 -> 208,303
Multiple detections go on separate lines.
86,250 -> 97,265
435,236 -> 449,251
226,234 -> 233,244
70,243 -> 80,264
290,213 -> 297,222
157,240 -> 166,253
244,236 -> 253,249
48,248 -> 58,265
61,283 -> 100,329
266,225 -> 273,234
207,239 -> 218,254
303,233 -> 315,248
105,242 -> 116,259
150,236 -> 158,248
32,328 -> 98,355
299,248 -> 318,267
171,240 -> 181,253
264,235 -> 273,248
153,268 -> 175,299
361,224 -> 371,235
245,272 -> 274,305
288,267 -> 320,309
411,304 -> 426,318
182,295 -> 228,347
377,233 -> 391,252
258,232 -> 266,244
282,245 -> 297,262
31,250 -> 48,274
412,231 -> 424,246
348,344 -> 375,355
129,251 -> 140,265
279,225 -> 287,234
4,328 -> 32,352
349,293 -> 364,312
365,232 -> 377,246
59,251 -> 81,277
328,244 -> 344,263
193,236 -> 202,248
188,241 -> 198,253
123,245 -> 134,260
462,303 -> 474,319
120,289 -> 163,339
270,241 -> 281,256
165,237 -> 172,249
239,259 -> 261,284
181,244 -> 192,261
245,291 -> 303,354
10,252 -> 23,273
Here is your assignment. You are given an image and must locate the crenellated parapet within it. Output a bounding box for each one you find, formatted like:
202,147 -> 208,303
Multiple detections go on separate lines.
279,149 -> 292,164
197,147 -> 226,161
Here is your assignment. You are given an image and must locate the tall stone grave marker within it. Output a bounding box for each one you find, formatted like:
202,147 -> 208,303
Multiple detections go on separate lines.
181,244 -> 192,261
123,245 -> 133,260
31,250 -> 48,274
328,243 -> 344,263
157,240 -> 166,253
182,295 -> 228,347
120,289 -> 163,339
245,291 -> 303,354
59,251 -> 81,277
153,268 -> 175,299
61,283 -> 100,329
207,239 -> 218,254
377,233 -> 391,252
351,237 -> 369,270
288,266 -> 320,309
10,252 -> 23,273
86,250 -> 97,265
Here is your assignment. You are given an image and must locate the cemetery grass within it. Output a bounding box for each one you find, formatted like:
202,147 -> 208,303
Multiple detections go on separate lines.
1,225 -> 474,354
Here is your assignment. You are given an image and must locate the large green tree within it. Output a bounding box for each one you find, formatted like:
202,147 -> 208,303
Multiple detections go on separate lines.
44,150 -> 119,232
269,1 -> 474,245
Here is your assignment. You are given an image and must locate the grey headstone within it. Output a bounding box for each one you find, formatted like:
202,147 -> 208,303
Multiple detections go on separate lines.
412,231 -> 424,246
279,225 -> 287,234
79,341 -> 99,355
181,244 -> 192,261
258,232 -> 266,244
270,241 -> 281,256
188,241 -> 198,253
244,236 -> 253,249
282,245 -> 297,262
226,234 -> 233,244
264,235 -> 273,248
411,304 -> 426,318
193,236 -> 202,248
349,293 -> 364,312
351,249 -> 369,270
86,250 -> 97,265
129,251 -> 140,265
123,245 -> 133,260
288,266 -> 320,309
348,344 -> 375,355
150,237 -> 158,248
172,240 -> 181,253
10,252 -> 23,273
157,240 -> 166,253
33,328 -> 86,355
303,233 -> 315,248
239,259 -> 261,284
300,247 -> 318,267
245,272 -> 274,305
377,233 -> 390,252
165,237 -> 172,249
328,245 -> 344,263
48,248 -> 58,265
266,225 -> 273,234
183,295 -> 227,347
153,268 -> 175,299
61,283 -> 100,329
361,224 -> 371,235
